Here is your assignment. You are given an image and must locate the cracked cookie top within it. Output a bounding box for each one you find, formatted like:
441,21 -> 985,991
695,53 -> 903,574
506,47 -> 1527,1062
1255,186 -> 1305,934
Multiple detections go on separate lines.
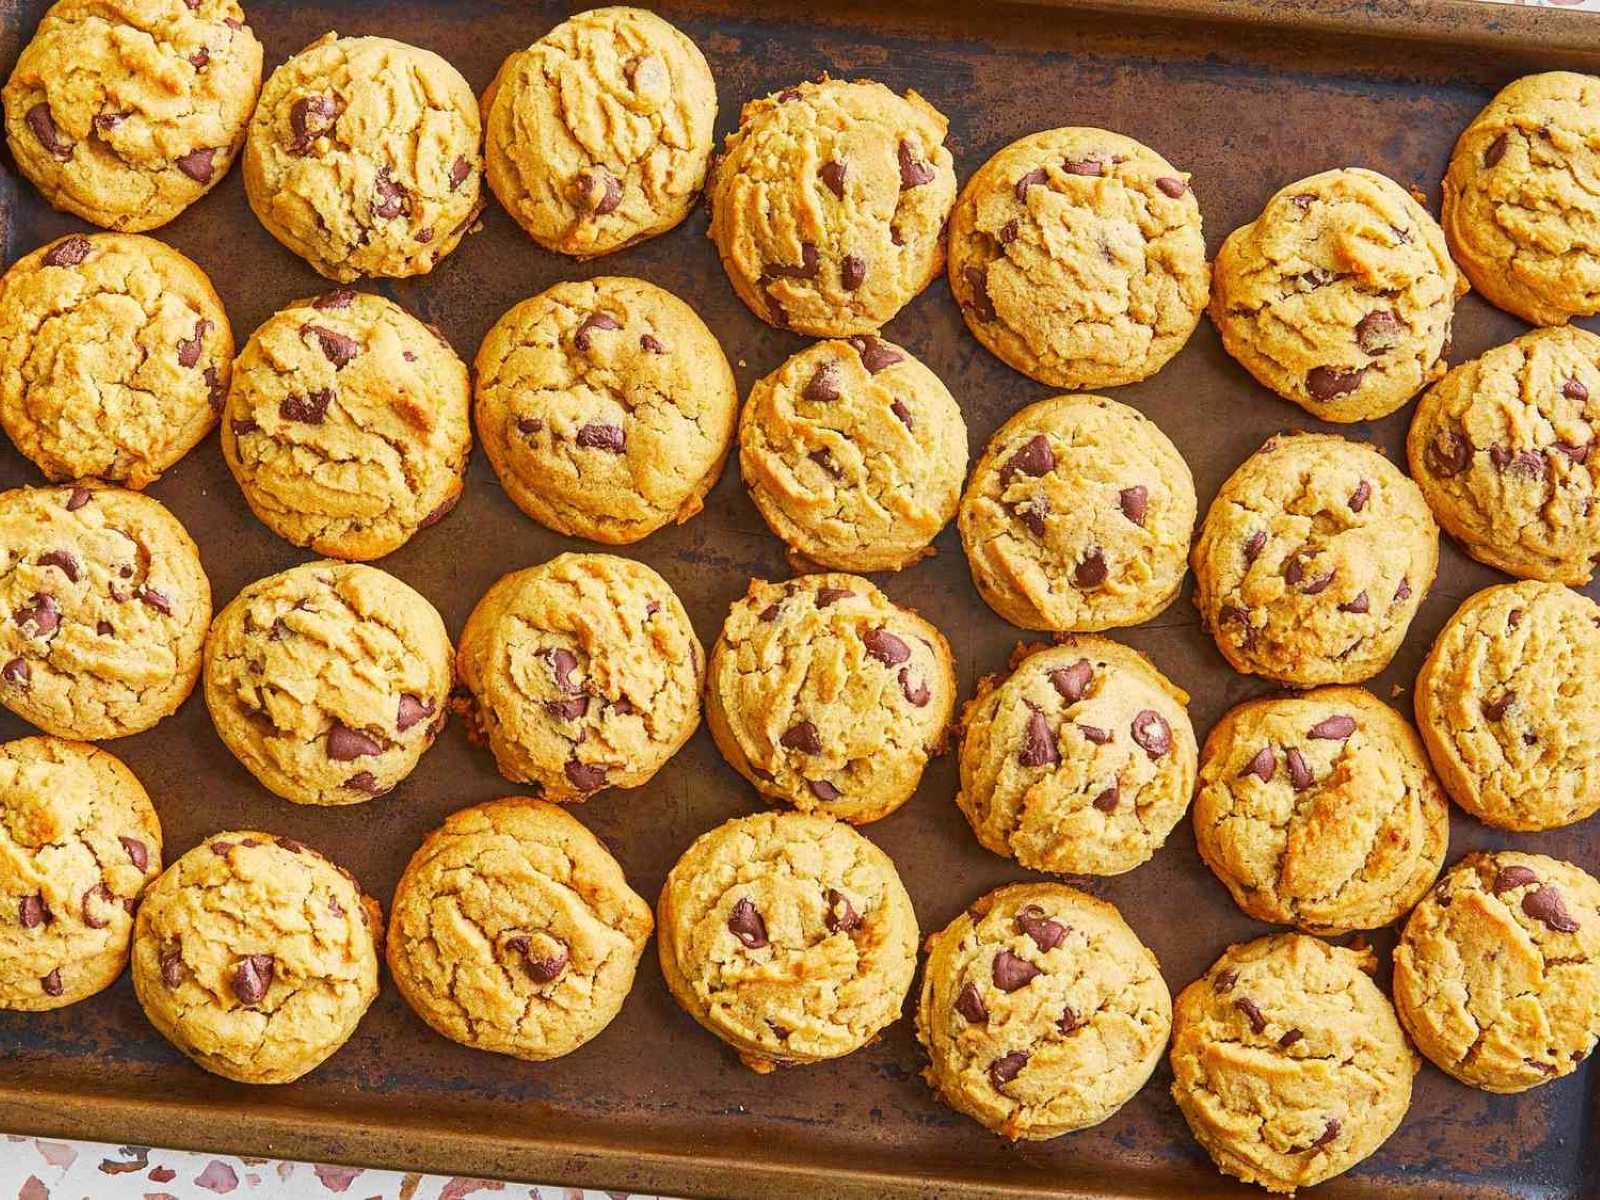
482,5 -> 716,257
915,882 -> 1169,1141
243,33 -> 483,281
1210,167 -> 1465,423
130,831 -> 380,1084
947,127 -> 1208,390
1443,71 -> 1600,327
1393,851 -> 1600,1094
3,0 -> 263,231
739,335 -> 967,573
958,394 -> 1196,632
705,573 -> 955,825
201,560 -> 452,807
1170,933 -> 1417,1194
708,77 -> 956,337
656,810 -> 919,1072
0,736 -> 161,1011
1194,686 -> 1447,935
1192,432 -> 1438,686
454,553 -> 703,801
475,276 -> 738,545
221,288 -> 471,561
957,638 -> 1195,877
387,797 -> 653,1062
1407,325 -> 1600,585
0,232 -> 233,488
1414,580 -> 1600,832
0,482 -> 210,739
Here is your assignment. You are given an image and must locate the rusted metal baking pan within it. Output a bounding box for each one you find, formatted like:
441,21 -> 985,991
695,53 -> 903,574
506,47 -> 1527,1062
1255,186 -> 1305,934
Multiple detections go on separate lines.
2,0 -> 1599,1196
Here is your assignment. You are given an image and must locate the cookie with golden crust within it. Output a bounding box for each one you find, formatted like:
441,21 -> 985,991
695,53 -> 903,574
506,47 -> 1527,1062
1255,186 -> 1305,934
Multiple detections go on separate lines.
387,797 -> 654,1062
475,276 -> 738,544
916,882 -> 1170,1141
947,127 -> 1208,389
3,0 -> 263,231
244,33 -> 482,281
1407,325 -> 1600,585
1414,581 -> 1600,831
1393,852 -> 1600,1093
705,573 -> 955,825
455,553 -> 703,800
221,288 -> 471,560
0,232 -> 232,488
1192,432 -> 1438,686
958,394 -> 1196,632
1194,686 -> 1448,935
0,737 -> 161,1011
1170,934 -> 1417,1195
1442,72 -> 1600,326
131,832 -> 381,1084
0,482 -> 210,740
739,335 -> 967,573
482,6 -> 716,257
1210,167 -> 1464,423
957,637 -> 1195,877
203,560 -> 451,806
708,77 -> 956,337
657,810 -> 918,1072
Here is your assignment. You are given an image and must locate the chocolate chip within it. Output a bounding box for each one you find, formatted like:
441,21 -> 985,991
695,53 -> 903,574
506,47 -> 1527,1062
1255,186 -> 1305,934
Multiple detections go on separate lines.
232,954 -> 274,1005
962,265 -> 996,323
327,723 -> 382,761
174,147 -> 216,184
418,494 -> 457,528
1156,176 -> 1187,198
1220,605 -> 1256,649
863,628 -> 910,665
808,447 -> 842,479
42,236 -> 91,268
1118,485 -> 1148,526
1242,746 -> 1276,783
848,335 -> 904,374
1014,166 -> 1048,201
396,693 -> 434,732
1244,530 -> 1267,562
1355,310 -> 1401,355
544,694 -> 590,721
728,897 -> 768,948
898,140 -> 935,188
992,949 -> 1041,992
808,779 -> 841,802
1016,904 -> 1066,951
899,668 -> 930,707
1485,132 -> 1508,167
574,311 -> 622,351
344,771 -> 385,795
1348,480 -> 1372,513
640,333 -> 666,354
516,416 -> 543,435
757,603 -> 781,623
1508,608 -> 1524,629
120,836 -> 149,872
313,288 -> 355,310
988,1050 -> 1029,1089
891,399 -> 913,429
1213,968 -> 1238,993
1428,431 -> 1472,477
373,169 -> 407,219
1019,708 -> 1059,768
1058,1005 -> 1085,1034
1131,709 -> 1171,758
509,935 -> 569,982
1306,366 -> 1367,401
1075,549 -> 1108,589
290,95 -> 340,153
1339,591 -> 1369,614
576,423 -> 626,453
1309,1119 -> 1341,1150
564,760 -> 608,791
18,894 -> 46,929
1564,377 -> 1589,402
765,243 -> 820,281
955,981 -> 989,1024
302,324 -> 360,368
65,487 -> 91,511
1235,996 -> 1267,1033
15,594 -> 58,637
820,160 -> 847,198
577,167 -> 621,215
80,883 -> 114,929
36,550 -> 79,582
802,362 -> 842,403
1301,571 -> 1334,596
815,587 -> 854,607
449,156 -> 471,191
160,951 -> 183,988
1051,659 -> 1093,703
26,103 -> 71,159
138,587 -> 171,615
1308,714 -> 1356,740
1279,1028 -> 1304,1048
1492,865 -> 1539,895
41,969 -> 63,997
781,721 -> 822,754
999,218 -> 1020,244
1013,496 -> 1048,537
1061,156 -> 1104,176
841,254 -> 866,291
1286,747 -> 1313,791
1002,434 -> 1055,483
1395,577 -> 1412,601
280,389 -> 332,424
1558,442 -> 1591,464
1482,691 -> 1515,721
1078,724 -> 1111,745
1523,885 -> 1581,933
1284,557 -> 1304,586
824,888 -> 861,933
210,841 -> 235,856
174,318 -> 212,369
1092,785 -> 1119,812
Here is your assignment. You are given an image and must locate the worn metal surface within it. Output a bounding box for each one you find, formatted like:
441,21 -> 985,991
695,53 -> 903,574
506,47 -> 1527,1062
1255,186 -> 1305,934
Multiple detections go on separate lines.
1,1 -> 1598,1196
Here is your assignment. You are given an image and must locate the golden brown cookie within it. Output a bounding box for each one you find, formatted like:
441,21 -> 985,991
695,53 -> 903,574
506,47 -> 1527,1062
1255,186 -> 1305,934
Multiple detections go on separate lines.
482,6 -> 716,257
708,76 -> 956,336
947,127 -> 1208,389
1191,432 -> 1438,685
1210,168 -> 1465,422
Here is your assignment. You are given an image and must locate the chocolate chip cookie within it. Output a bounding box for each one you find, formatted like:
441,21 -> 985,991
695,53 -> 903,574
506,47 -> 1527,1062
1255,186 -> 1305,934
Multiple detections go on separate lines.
0,736 -> 161,1010
1170,933 -> 1418,1195
244,33 -> 482,281
222,288 -> 471,560
1407,325 -> 1600,585
482,6 -> 716,257
957,637 -> 1195,877
1192,432 -> 1438,685
705,573 -> 956,825
0,232 -> 233,488
0,482 -> 211,740
1443,72 -> 1600,327
1393,852 -> 1600,1093
739,335 -> 967,572
947,127 -> 1209,389
475,276 -> 738,544
1194,686 -> 1448,935
131,833 -> 381,1084
958,394 -> 1196,632
1210,168 -> 1465,423
657,810 -> 919,1072
455,553 -> 703,800
916,882 -> 1170,1141
1414,580 -> 1600,831
3,0 -> 263,231
708,76 -> 956,337
387,797 -> 654,1061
